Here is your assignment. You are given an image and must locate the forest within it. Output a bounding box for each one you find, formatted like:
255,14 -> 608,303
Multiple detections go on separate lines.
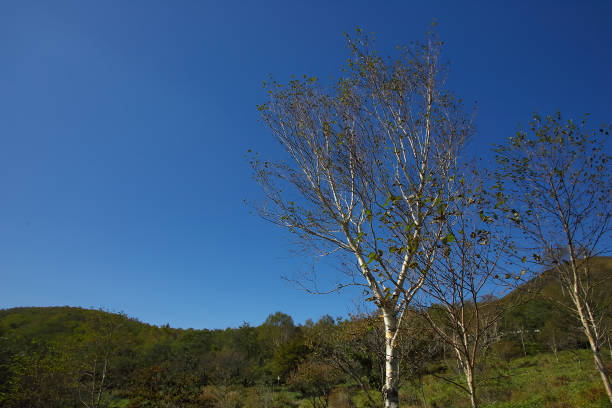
1,257 -> 611,407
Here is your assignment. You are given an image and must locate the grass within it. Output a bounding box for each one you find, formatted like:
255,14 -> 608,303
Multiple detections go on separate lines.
389,349 -> 611,408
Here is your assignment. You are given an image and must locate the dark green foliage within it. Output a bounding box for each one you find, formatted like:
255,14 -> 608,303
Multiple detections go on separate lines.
0,308 -> 309,407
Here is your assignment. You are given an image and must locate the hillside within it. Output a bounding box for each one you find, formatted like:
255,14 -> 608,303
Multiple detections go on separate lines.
501,256 -> 612,350
0,306 -> 179,348
518,256 -> 612,300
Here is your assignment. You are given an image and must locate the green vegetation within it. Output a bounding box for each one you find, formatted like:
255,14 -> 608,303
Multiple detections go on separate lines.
1,259 -> 610,407
397,350 -> 611,408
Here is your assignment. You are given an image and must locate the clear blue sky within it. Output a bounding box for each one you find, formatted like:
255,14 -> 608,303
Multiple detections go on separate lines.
1,1 -> 610,329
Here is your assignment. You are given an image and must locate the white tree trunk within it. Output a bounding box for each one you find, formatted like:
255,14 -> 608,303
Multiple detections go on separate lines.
465,366 -> 478,408
382,309 -> 400,408
569,261 -> 612,404
578,310 -> 612,403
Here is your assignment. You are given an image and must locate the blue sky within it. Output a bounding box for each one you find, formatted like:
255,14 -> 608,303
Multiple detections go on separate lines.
1,1 -> 610,329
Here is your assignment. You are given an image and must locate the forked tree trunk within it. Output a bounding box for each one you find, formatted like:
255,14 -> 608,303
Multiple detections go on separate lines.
382,309 -> 400,408
552,345 -> 559,363
550,330 -> 559,363
455,347 -> 478,408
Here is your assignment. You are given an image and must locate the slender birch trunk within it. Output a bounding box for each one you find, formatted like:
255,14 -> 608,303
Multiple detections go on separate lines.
568,258 -> 612,403
591,347 -> 612,402
382,309 -> 400,408
465,367 -> 478,408
453,345 -> 479,408
418,376 -> 428,408
575,297 -> 612,402
550,329 -> 559,363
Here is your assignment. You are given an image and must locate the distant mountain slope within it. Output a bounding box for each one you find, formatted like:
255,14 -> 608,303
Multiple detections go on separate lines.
0,306 -> 189,356
498,256 -> 612,348
509,256 -> 612,302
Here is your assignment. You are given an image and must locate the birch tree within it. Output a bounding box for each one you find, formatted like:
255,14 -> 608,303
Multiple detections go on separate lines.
418,168 -> 515,408
252,29 -> 472,407
495,112 -> 612,403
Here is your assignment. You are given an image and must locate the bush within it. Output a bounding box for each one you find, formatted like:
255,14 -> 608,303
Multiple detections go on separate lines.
490,340 -> 523,362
